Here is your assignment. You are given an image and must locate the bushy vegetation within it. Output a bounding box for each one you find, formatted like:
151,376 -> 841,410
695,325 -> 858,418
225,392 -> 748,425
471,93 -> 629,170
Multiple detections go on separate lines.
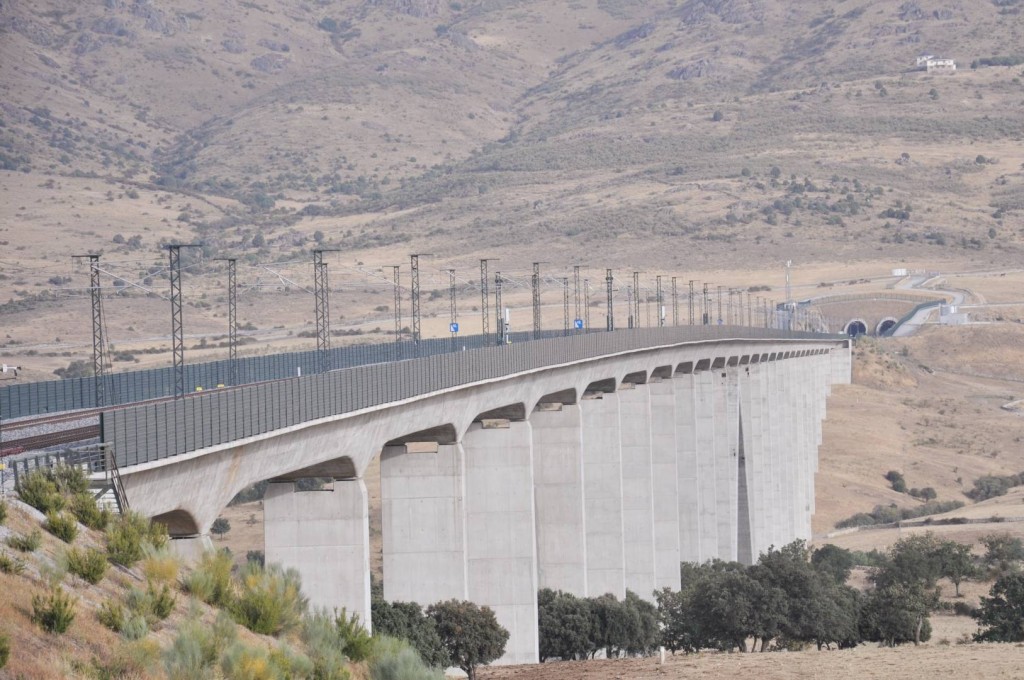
127,582 -> 177,623
980,533 -> 1024,578
44,510 -> 79,543
181,548 -> 233,607
373,594 -> 450,668
163,611 -> 239,680
97,599 -> 127,633
974,572 -> 1024,641
6,529 -> 42,552
0,633 -> 8,669
141,544 -> 181,584
300,609 -> 353,680
835,500 -> 964,528
16,469 -> 67,514
69,492 -> 112,531
427,599 -> 509,680
230,561 -> 307,636
334,608 -> 373,662
369,636 -> 445,680
66,546 -> 108,584
0,551 -> 26,575
0,499 -> 7,525
106,511 -> 169,566
31,585 -> 77,634
539,589 -> 657,661
642,538 -> 979,654
967,472 -> 1024,501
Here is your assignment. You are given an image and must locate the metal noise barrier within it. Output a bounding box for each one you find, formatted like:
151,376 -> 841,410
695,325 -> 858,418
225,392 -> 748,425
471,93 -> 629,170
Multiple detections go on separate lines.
3,329 -> 584,419
101,325 -> 840,468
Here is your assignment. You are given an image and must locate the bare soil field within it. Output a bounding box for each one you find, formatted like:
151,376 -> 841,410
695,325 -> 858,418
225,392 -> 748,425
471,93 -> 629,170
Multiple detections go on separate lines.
477,641 -> 1024,680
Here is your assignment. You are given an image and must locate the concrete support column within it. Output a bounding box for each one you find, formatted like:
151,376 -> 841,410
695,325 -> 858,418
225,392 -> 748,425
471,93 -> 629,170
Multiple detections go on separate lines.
796,359 -> 813,541
775,360 -> 797,546
674,372 -> 701,564
381,444 -> 467,604
580,392 -> 625,597
772,360 -> 788,550
713,368 -> 739,562
785,359 -> 802,543
265,479 -> 371,630
649,378 -> 680,591
694,370 -> 718,561
463,420 -> 538,665
531,403 -> 587,596
739,363 -> 766,561
619,382 -> 657,601
830,344 -> 852,385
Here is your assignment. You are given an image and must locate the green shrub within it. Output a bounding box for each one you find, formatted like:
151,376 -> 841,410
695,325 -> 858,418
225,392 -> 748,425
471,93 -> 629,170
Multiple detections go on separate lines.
106,511 -> 169,566
0,551 -> 26,575
181,549 -> 233,607
370,636 -> 445,680
150,583 -> 176,620
0,499 -> 7,525
91,640 -> 161,678
49,464 -> 90,495
31,585 -> 77,634
121,614 -> 150,641
163,612 -> 237,680
336,607 -> 373,662
220,642 -> 276,680
69,493 -> 111,531
126,582 -> 176,623
97,599 -> 126,632
16,470 -> 64,514
141,544 -> 180,584
45,511 -> 79,543
268,643 -> 315,678
301,610 -> 351,680
66,546 -> 108,584
231,561 -> 308,636
6,529 -> 42,552
0,633 -> 9,670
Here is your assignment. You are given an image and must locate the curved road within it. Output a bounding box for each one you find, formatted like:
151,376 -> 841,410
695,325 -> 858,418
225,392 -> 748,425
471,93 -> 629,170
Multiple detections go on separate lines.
891,275 -> 966,337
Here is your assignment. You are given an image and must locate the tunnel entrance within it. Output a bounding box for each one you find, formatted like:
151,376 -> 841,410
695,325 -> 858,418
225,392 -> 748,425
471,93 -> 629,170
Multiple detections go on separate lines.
844,319 -> 867,337
876,317 -> 898,336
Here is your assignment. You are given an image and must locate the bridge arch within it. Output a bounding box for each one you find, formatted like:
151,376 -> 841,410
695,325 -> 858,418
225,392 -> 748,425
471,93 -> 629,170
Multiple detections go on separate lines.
152,508 -> 201,537
876,317 -> 899,336
844,319 -> 868,337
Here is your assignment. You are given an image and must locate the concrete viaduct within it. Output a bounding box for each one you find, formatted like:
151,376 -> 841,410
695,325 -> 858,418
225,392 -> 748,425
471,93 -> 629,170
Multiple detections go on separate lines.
100,326 -> 851,665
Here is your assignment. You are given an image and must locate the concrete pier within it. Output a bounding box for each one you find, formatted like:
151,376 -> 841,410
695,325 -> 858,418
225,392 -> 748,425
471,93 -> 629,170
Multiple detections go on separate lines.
649,376 -> 680,591
675,370 -> 701,564
618,381 -> 657,601
264,479 -> 371,629
463,420 -> 539,665
531,403 -> 587,596
694,369 -> 718,562
580,391 -> 626,598
381,443 -> 467,604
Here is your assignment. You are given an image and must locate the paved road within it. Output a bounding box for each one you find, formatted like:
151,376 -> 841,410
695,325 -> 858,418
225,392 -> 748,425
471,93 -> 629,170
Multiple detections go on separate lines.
891,276 -> 966,337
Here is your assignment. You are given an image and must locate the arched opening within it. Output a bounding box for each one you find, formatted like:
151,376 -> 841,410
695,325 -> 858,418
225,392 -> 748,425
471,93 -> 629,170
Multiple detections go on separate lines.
152,508 -> 200,537
876,317 -> 898,336
844,319 -> 868,337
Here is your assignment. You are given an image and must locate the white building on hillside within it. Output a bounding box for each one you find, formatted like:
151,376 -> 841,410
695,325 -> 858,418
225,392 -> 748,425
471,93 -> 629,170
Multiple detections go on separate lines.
926,58 -> 956,74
